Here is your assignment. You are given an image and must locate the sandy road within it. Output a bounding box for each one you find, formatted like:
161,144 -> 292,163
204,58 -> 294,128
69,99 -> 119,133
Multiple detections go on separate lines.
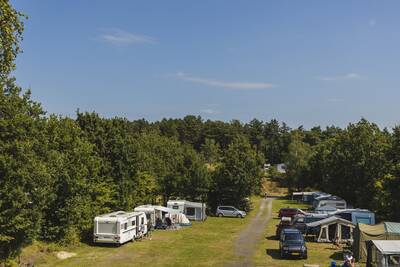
226,198 -> 273,267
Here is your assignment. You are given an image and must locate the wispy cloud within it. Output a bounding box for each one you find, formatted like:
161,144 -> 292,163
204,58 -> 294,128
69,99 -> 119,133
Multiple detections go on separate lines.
200,108 -> 219,114
318,73 -> 365,82
98,29 -> 156,46
175,72 -> 275,90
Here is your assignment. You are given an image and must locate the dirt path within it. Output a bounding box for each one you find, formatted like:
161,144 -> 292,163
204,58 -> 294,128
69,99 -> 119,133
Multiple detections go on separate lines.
226,198 -> 273,267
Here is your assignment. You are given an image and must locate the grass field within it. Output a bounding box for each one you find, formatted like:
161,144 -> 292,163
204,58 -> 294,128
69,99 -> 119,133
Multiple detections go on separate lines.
252,198 -> 342,267
20,197 -> 263,267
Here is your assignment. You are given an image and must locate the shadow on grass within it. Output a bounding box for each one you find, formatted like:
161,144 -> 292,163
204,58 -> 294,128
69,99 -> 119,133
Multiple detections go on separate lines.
266,248 -> 281,260
329,251 -> 343,261
266,249 -> 304,260
266,235 -> 278,240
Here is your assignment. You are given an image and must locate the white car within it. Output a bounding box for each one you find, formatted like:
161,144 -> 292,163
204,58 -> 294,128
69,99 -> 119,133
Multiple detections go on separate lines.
216,206 -> 246,218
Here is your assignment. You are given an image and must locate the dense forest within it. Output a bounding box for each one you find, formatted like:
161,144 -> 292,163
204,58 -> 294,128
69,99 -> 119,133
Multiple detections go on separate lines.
1,0 -> 400,262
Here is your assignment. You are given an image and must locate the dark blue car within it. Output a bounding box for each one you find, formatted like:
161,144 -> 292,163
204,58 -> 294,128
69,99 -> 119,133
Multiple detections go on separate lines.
279,228 -> 307,259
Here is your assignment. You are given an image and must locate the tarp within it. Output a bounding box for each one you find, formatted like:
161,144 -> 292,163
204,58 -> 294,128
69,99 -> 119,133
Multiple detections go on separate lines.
306,216 -> 354,228
354,222 -> 400,262
372,240 -> 400,255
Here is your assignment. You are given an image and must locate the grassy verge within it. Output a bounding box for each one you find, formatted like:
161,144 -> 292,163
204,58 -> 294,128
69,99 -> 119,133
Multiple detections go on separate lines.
20,197 -> 263,267
253,199 -> 342,267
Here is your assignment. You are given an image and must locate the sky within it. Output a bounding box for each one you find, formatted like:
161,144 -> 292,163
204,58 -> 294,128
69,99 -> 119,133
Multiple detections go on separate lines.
11,0 -> 400,128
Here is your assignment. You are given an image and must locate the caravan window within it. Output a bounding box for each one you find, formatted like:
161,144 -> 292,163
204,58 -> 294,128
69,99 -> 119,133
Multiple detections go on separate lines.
141,217 -> 144,224
131,220 -> 136,226
121,223 -> 127,230
356,217 -> 371,224
98,222 -> 117,234
172,205 -> 179,209
186,207 -> 196,216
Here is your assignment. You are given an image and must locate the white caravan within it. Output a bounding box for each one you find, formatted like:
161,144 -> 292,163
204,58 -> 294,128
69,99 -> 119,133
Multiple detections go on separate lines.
167,200 -> 207,221
93,211 -> 147,245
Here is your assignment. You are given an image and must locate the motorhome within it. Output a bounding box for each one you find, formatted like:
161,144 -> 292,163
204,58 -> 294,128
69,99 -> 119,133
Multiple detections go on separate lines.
167,200 -> 207,221
93,211 -> 147,245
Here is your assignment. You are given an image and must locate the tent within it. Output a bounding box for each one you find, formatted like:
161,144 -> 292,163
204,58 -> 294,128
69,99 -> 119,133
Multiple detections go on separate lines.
306,216 -> 355,243
366,240 -> 400,267
354,222 -> 400,262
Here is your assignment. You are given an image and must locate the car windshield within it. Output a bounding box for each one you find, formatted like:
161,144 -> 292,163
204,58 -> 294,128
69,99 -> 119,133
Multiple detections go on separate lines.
284,233 -> 302,241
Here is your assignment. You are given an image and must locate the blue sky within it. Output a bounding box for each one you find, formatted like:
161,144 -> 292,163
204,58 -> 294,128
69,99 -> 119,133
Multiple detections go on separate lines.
11,1 -> 400,128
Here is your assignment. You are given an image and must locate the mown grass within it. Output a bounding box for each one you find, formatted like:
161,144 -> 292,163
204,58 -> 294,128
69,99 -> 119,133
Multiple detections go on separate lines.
252,198 -> 343,267
21,197 -> 263,267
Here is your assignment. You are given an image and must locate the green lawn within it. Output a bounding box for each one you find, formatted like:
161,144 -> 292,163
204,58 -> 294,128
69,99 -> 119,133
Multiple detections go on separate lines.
21,197 -> 262,267
252,199 -> 342,267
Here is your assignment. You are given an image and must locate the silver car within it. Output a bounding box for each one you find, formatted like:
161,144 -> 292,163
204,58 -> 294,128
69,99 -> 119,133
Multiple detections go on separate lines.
216,206 -> 246,218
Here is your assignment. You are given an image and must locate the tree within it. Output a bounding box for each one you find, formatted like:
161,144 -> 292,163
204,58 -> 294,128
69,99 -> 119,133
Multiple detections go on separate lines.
201,138 -> 221,164
41,116 -> 114,244
284,132 -> 312,191
0,82 -> 49,259
0,0 -> 26,80
210,136 -> 262,211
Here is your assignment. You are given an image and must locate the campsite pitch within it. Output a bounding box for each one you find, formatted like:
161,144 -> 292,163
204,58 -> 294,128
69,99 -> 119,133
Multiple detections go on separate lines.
20,198 -> 263,267
253,199 -> 343,267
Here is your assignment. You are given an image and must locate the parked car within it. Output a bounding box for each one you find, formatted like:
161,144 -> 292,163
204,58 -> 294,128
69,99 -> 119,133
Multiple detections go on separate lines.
278,208 -> 304,218
276,217 -> 292,238
291,214 -> 328,234
216,206 -> 246,218
279,228 -> 307,259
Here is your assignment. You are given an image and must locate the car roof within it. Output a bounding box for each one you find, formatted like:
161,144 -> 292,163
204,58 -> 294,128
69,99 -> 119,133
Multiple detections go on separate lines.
282,228 -> 301,234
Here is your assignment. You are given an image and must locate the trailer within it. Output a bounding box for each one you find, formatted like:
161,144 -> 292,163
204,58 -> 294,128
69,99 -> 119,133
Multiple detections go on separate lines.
93,211 -> 147,245
167,200 -> 207,221
313,195 -> 346,210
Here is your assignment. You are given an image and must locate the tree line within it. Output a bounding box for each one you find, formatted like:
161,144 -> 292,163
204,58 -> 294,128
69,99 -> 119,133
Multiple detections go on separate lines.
282,120 -> 400,223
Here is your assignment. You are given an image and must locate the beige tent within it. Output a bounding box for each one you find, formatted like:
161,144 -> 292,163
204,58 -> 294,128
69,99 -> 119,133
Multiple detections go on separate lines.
306,216 -> 355,243
354,222 -> 400,262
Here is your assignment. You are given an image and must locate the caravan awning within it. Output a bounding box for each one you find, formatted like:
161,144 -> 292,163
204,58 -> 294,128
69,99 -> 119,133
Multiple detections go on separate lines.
306,216 -> 354,228
154,206 -> 180,214
372,240 -> 400,255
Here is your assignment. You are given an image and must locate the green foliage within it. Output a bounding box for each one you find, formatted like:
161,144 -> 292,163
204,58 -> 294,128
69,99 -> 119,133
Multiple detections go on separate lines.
0,0 -> 26,79
284,132 -> 312,191
201,138 -> 221,164
210,136 -> 263,211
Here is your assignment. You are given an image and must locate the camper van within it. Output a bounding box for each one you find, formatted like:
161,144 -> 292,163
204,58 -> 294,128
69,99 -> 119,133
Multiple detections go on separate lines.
93,211 -> 147,245
167,200 -> 207,221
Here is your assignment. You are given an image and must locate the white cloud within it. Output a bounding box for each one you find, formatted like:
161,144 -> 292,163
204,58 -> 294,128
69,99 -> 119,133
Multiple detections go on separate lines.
99,29 -> 156,46
175,72 -> 275,90
318,73 -> 365,82
200,108 -> 219,114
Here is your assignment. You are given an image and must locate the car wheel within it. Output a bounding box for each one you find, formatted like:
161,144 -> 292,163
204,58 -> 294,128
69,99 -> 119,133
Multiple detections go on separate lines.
303,253 -> 308,259
236,214 -> 243,218
217,213 -> 223,217
280,249 -> 284,259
